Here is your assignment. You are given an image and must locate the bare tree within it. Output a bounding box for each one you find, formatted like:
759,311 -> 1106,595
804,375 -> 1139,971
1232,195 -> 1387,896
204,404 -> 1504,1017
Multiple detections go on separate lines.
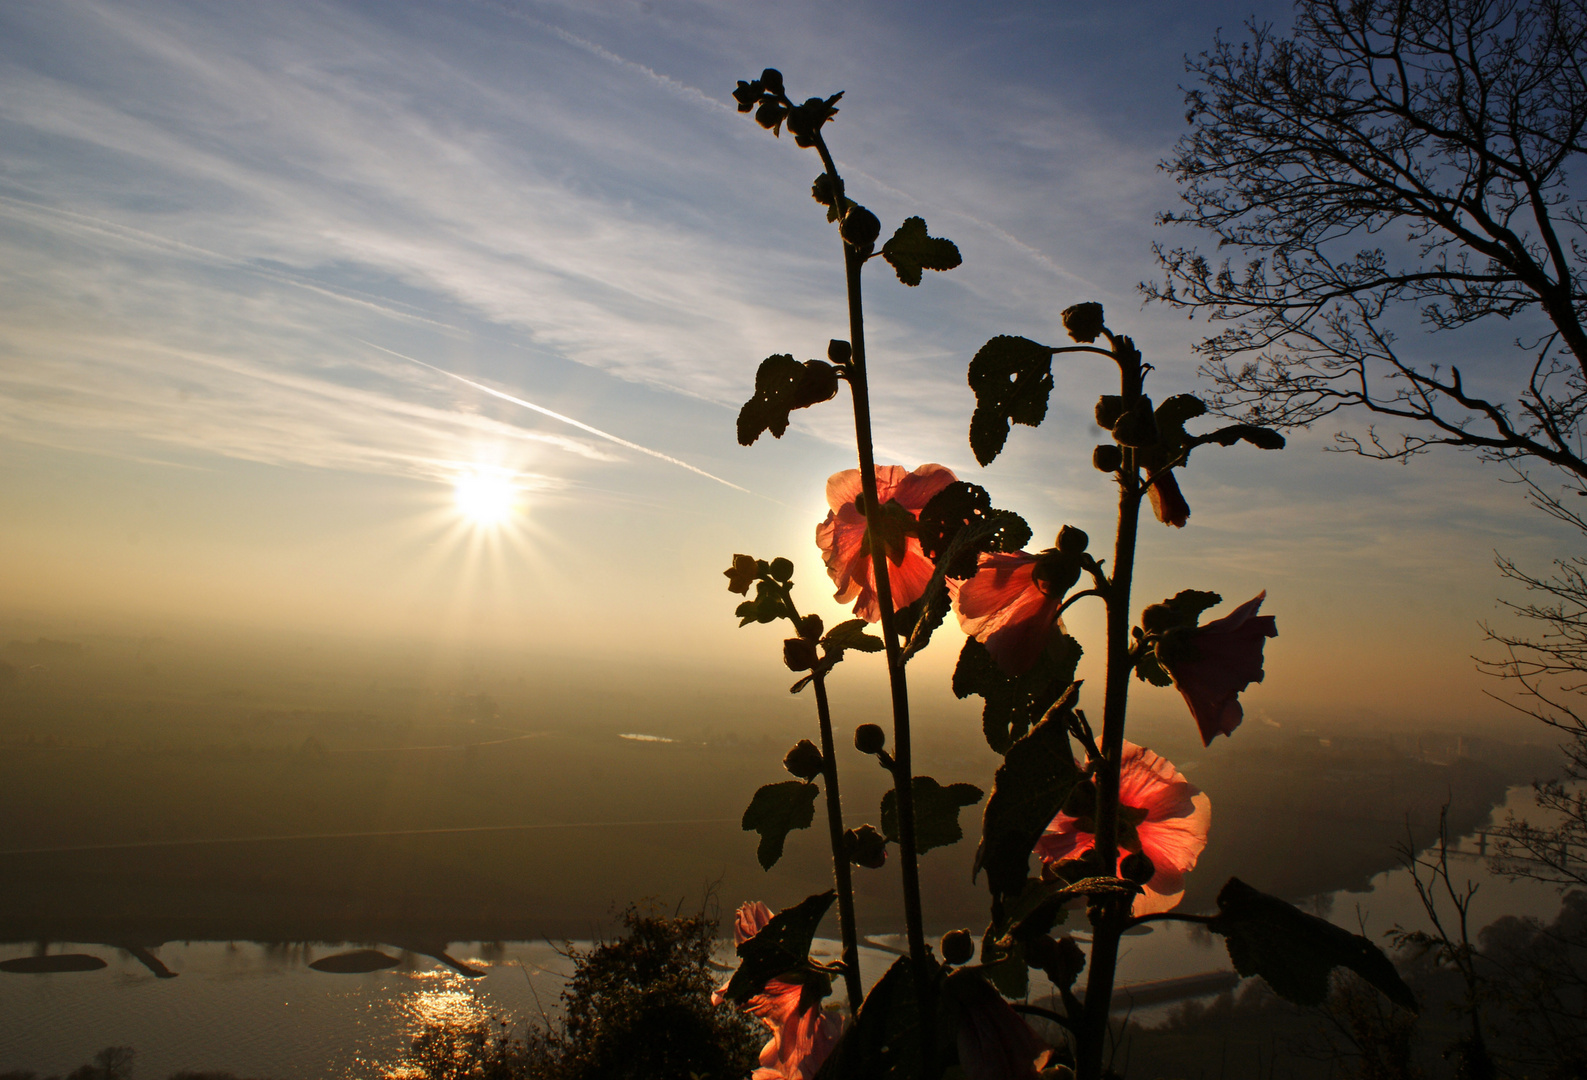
1145,0 -> 1587,481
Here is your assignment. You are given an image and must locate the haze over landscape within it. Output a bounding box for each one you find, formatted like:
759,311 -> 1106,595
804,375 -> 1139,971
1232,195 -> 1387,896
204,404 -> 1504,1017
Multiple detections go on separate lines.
2,1 -> 1583,1077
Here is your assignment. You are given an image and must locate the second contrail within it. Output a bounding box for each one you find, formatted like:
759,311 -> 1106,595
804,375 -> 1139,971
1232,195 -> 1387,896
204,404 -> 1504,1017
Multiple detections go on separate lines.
364,341 -> 752,494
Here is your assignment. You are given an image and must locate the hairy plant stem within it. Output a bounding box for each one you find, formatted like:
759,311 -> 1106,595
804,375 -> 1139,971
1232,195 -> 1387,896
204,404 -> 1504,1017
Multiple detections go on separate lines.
1076,345 -> 1145,1080
812,673 -> 865,1011
775,582 -> 864,1012
811,132 -> 930,986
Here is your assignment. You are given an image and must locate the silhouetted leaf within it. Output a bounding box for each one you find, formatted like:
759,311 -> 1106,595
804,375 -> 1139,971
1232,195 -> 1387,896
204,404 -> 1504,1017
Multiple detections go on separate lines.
967,336 -> 1054,465
880,776 -> 984,854
974,692 -> 1082,903
977,930 -> 1028,999
738,355 -> 841,445
917,482 -> 1032,578
813,956 -> 940,1080
822,619 -> 883,657
723,890 -> 835,1005
1198,424 -> 1287,450
881,216 -> 961,287
1210,878 -> 1418,1012
742,780 -> 818,869
953,634 -> 1082,754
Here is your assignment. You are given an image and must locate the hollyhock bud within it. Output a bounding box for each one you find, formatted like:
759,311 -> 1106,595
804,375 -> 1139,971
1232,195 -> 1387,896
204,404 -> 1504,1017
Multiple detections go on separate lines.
798,614 -> 823,641
783,637 -> 819,672
1120,850 -> 1156,884
827,339 -> 851,365
760,68 -> 785,95
854,723 -> 886,754
1056,525 -> 1088,555
1092,444 -> 1122,473
846,824 -> 888,868
1094,395 -> 1126,430
940,929 -> 975,965
839,205 -> 881,253
783,739 -> 824,780
1110,397 -> 1159,447
1062,302 -> 1105,343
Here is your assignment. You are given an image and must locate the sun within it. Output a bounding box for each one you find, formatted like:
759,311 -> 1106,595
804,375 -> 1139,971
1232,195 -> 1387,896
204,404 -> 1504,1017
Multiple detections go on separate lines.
453,470 -> 518,527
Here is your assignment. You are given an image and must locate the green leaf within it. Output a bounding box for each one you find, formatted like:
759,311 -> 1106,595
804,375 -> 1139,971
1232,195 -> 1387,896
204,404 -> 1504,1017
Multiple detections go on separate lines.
1210,878 -> 1418,1012
813,956 -> 940,1080
967,336 -> 1054,466
723,890 -> 835,1005
880,776 -> 985,854
742,780 -> 819,869
973,692 -> 1083,903
737,354 -> 841,446
881,216 -> 961,287
953,634 -> 1082,754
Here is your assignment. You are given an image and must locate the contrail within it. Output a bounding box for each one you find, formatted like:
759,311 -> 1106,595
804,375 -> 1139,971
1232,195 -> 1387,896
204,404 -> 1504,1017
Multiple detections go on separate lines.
363,341 -> 752,494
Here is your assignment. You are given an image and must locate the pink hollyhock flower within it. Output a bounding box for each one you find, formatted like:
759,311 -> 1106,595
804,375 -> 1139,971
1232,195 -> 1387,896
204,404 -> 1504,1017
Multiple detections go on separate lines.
747,980 -> 842,1080
950,551 -> 1065,675
715,901 -> 841,1080
1034,742 -> 1210,916
816,463 -> 957,622
1165,592 -> 1277,746
1147,471 -> 1190,528
942,969 -> 1043,1080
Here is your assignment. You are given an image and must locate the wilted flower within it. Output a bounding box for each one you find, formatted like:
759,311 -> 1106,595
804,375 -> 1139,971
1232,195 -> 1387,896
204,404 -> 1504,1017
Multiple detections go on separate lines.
816,464 -> 957,622
1146,471 -> 1190,528
714,901 -> 841,1080
1162,592 -> 1277,745
1034,742 -> 1210,916
942,968 -> 1043,1080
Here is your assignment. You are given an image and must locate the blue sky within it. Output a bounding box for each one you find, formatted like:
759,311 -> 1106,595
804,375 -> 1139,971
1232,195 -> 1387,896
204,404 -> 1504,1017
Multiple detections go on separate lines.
0,0 -> 1571,732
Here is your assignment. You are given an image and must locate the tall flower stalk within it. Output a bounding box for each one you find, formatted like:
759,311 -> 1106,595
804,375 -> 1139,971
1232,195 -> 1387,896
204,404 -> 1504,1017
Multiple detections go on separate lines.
713,70 -> 1419,1080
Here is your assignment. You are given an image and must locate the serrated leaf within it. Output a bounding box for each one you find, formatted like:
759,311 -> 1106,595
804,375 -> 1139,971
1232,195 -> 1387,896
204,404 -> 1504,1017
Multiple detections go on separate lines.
881,216 -> 961,287
742,780 -> 819,869
973,691 -> 1083,903
737,354 -> 840,446
723,890 -> 835,1004
917,482 -> 1032,578
1210,878 -> 1418,1012
822,618 -> 883,655
880,776 -> 984,854
967,336 -> 1054,466
813,956 -> 938,1080
953,634 -> 1082,754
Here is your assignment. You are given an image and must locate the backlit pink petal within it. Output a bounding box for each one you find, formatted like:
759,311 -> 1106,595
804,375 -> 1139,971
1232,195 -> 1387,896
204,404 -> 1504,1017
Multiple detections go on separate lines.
816,463 -> 958,623
753,1002 -> 842,1080
951,552 -> 1064,675
1164,592 -> 1277,745
1034,742 -> 1210,917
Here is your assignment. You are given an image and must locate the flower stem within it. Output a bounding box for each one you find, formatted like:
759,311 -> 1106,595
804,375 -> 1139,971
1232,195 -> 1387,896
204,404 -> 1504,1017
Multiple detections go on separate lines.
1075,343 -> 1145,1080
810,133 -> 929,984
810,673 -> 865,1012
778,585 -> 864,1012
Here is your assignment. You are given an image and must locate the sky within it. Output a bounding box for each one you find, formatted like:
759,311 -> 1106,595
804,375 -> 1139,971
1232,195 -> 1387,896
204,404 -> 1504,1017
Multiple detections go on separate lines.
0,0 -> 1576,735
